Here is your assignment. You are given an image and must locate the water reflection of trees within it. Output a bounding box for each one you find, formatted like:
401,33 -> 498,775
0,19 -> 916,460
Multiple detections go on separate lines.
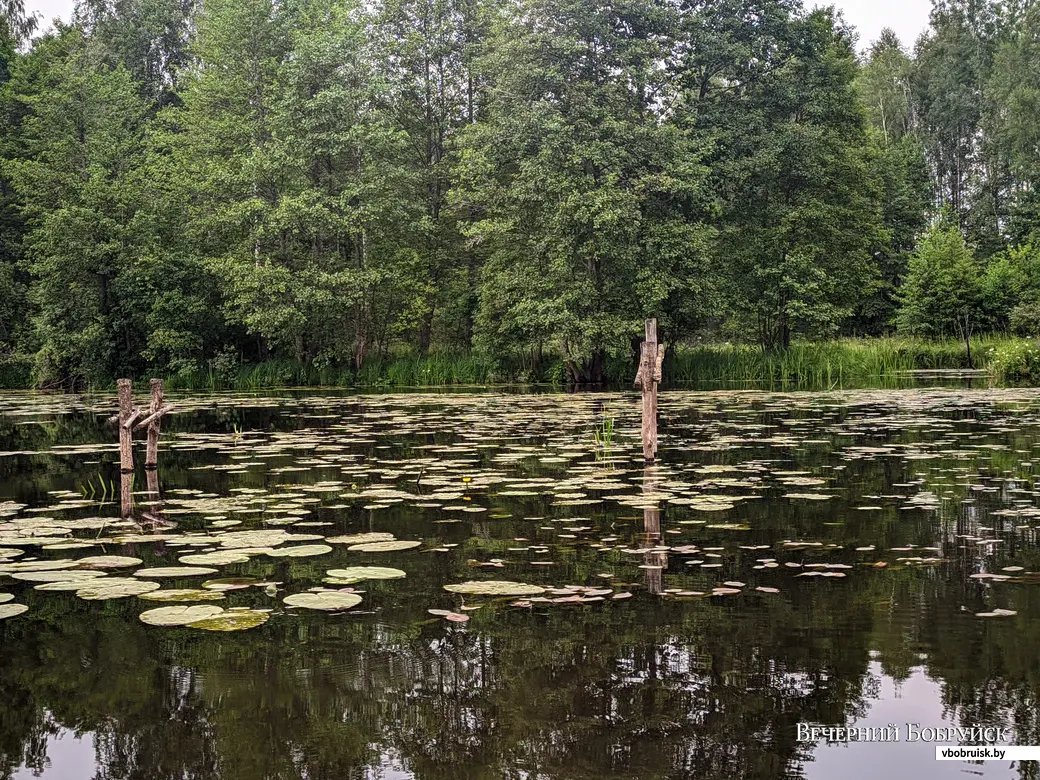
2,394 -> 1040,778
0,581 -> 886,780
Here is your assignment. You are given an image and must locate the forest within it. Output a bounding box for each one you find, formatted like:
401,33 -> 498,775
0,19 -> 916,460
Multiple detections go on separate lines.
0,0 -> 1037,389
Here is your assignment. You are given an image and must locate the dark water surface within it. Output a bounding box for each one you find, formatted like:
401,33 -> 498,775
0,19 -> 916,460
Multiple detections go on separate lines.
1,387 -> 1039,780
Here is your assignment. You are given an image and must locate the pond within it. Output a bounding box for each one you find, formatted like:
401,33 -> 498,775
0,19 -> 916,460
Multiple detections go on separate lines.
0,386 -> 1038,780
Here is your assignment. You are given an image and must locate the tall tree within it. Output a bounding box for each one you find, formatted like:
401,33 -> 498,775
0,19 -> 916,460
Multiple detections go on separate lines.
913,0 -> 997,239
857,28 -> 915,146
460,0 -> 712,381
4,27 -> 150,388
985,1 -> 1040,244
374,0 -> 494,353
73,0 -> 196,108
675,3 -> 884,348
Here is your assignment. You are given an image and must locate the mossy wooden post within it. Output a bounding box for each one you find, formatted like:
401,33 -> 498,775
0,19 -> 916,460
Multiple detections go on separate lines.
634,318 -> 662,462
117,379 -> 134,519
145,378 -> 163,469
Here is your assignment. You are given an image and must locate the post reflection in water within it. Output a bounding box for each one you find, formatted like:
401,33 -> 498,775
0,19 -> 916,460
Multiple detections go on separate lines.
642,465 -> 666,595
0,388 -> 1037,780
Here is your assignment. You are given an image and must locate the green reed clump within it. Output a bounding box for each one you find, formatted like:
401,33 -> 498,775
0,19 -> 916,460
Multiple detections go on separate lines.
593,416 -> 615,448
667,338 -> 996,387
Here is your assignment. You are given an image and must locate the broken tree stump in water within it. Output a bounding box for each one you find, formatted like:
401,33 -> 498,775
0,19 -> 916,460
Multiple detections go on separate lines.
634,318 -> 663,462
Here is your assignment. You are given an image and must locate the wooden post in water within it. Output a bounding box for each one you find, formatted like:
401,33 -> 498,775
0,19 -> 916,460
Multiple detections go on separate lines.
117,379 -> 134,474
117,379 -> 134,519
120,471 -> 134,520
145,378 -> 163,469
634,318 -> 663,462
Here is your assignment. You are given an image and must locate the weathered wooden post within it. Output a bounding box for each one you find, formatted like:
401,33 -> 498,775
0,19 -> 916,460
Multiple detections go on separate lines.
634,318 -> 664,462
117,379 -> 134,474
117,379 -> 135,519
145,378 -> 163,469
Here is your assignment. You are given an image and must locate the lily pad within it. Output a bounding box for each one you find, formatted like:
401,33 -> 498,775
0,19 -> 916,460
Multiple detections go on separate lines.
265,544 -> 333,558
187,609 -> 270,631
133,567 -> 220,578
201,577 -> 257,591
76,579 -> 161,600
76,555 -> 143,569
10,570 -> 107,583
35,579 -> 114,592
0,560 -> 78,574
443,580 -> 546,597
0,593 -> 11,603
325,566 -> 406,584
326,532 -> 395,545
283,590 -> 363,611
138,589 -> 227,602
0,603 -> 27,620
347,540 -> 422,552
139,605 -> 225,626
178,552 -> 250,565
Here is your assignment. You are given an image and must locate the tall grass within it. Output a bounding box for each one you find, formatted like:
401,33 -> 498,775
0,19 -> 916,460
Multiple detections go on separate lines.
91,336 -> 1040,392
162,353 -> 517,391
666,338 -> 995,387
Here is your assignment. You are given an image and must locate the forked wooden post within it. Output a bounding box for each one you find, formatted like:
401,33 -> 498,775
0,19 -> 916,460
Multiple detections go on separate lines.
117,379 -> 134,474
145,378 -> 164,469
634,318 -> 663,462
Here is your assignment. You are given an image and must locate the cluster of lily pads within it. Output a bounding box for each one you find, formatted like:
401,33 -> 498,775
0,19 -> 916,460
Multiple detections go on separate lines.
0,518 -> 431,629
2,386 -> 1040,628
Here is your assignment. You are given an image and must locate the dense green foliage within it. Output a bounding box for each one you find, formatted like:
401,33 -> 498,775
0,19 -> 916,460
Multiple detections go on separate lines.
0,0 -> 1037,388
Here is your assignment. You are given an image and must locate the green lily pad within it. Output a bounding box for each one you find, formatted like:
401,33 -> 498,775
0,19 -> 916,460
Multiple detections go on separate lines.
133,567 -> 219,578
443,580 -> 546,596
0,593 -> 12,603
326,532 -> 395,545
75,579 -> 161,600
347,540 -> 421,552
283,590 -> 363,611
76,555 -> 143,569
325,566 -> 406,583
0,560 -> 78,574
219,531 -> 324,549
178,552 -> 250,565
187,609 -> 270,631
201,577 -> 257,591
0,603 -> 27,620
264,544 -> 333,558
138,588 -> 227,602
139,605 -> 225,626
35,579 -> 112,592
10,570 -> 108,583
